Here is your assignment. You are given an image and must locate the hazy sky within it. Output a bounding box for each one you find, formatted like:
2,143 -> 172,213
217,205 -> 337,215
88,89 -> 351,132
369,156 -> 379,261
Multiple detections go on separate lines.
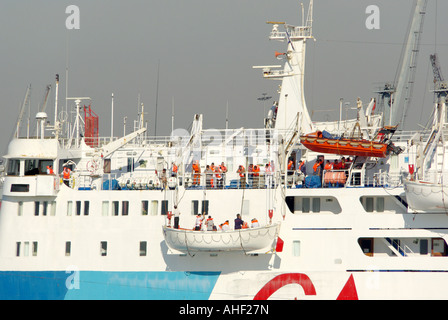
1,0 -> 447,156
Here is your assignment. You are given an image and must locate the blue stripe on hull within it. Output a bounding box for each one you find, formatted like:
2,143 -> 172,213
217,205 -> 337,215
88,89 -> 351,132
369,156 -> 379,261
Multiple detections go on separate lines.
0,271 -> 220,300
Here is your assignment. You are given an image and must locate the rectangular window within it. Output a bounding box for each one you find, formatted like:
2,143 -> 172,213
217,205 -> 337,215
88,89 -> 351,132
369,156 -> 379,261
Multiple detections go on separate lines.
139,241 -> 147,256
42,201 -> 48,216
365,197 -> 374,212
34,201 -> 40,216
65,241 -> 71,256
376,197 -> 385,212
141,201 -> 148,216
312,198 -> 321,213
67,201 -> 73,216
191,200 -> 199,215
32,242 -> 38,256
102,201 -> 109,216
150,200 -> 158,216
16,242 -> 21,257
24,242 -> 29,257
50,201 -> 56,216
122,201 -> 129,216
112,201 -> 119,216
84,201 -> 89,216
76,201 -> 81,216
292,240 -> 301,257
302,198 -> 310,213
10,184 -> 29,192
161,200 -> 168,215
100,241 -> 107,256
202,200 -> 209,215
420,239 -> 428,255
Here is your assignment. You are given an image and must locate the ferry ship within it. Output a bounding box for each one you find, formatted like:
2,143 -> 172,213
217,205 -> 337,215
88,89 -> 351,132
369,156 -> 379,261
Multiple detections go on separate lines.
1,0 -> 447,300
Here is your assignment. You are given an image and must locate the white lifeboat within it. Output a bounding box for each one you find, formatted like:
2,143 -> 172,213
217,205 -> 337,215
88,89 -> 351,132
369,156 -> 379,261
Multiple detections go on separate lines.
162,223 -> 281,254
404,180 -> 448,213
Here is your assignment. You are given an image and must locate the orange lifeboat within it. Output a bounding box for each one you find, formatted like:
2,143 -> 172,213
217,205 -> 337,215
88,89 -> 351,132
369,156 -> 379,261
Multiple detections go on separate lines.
300,131 -> 389,158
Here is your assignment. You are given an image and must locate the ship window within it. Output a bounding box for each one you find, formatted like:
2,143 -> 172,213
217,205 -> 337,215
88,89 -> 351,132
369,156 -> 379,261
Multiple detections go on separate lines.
16,242 -> 21,257
150,201 -> 158,216
42,201 -> 48,216
358,238 -> 374,257
65,241 -> 71,256
100,241 -> 107,256
34,201 -> 40,216
17,201 -> 23,216
112,201 -> 119,216
360,196 -> 386,213
122,201 -> 129,216
102,201 -> 109,216
76,201 -> 81,216
141,201 -> 148,216
432,238 -> 447,256
10,184 -> 29,192
7,159 -> 21,176
84,201 -> 89,216
191,200 -> 199,215
139,241 -> 147,256
67,201 -> 73,216
24,242 -> 29,256
302,198 -> 310,213
32,242 -> 38,256
161,200 -> 168,215
312,198 -> 321,213
292,240 -> 301,257
50,201 -> 56,216
420,239 -> 429,255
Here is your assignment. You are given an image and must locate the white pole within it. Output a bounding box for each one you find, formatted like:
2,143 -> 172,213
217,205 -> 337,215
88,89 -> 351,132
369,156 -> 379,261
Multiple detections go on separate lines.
111,93 -> 114,140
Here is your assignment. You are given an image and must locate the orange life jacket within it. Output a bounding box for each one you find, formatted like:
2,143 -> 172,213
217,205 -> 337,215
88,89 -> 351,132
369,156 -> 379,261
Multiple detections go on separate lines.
192,163 -> 200,173
253,165 -> 260,176
63,168 -> 71,179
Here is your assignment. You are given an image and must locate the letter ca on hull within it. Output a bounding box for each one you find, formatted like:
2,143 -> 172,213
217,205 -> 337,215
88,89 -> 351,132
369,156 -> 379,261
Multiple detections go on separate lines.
253,273 -> 358,300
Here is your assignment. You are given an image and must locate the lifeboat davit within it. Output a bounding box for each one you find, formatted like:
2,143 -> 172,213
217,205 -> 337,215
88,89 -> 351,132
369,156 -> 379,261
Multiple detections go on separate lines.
300,131 -> 389,158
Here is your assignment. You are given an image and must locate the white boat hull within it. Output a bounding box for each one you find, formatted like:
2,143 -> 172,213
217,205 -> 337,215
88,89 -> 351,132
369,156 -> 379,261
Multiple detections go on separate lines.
163,223 -> 281,254
404,180 -> 448,213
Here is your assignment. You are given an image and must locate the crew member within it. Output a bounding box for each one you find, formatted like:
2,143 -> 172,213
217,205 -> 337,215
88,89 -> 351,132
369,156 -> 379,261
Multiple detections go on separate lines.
62,166 -> 71,187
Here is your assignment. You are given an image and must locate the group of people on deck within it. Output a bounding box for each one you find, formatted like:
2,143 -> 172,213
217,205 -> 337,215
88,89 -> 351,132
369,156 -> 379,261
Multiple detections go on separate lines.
193,213 -> 260,231
237,161 -> 275,189
192,161 -> 228,188
170,208 -> 260,231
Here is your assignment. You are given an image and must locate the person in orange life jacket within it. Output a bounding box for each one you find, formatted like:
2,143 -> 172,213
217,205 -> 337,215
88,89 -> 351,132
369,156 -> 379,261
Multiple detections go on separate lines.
287,158 -> 295,175
220,162 -> 227,185
192,160 -> 201,185
324,160 -> 333,171
251,218 -> 260,228
313,159 -> 322,176
298,160 -> 306,175
206,216 -> 215,231
171,162 -> 178,177
62,166 -> 71,186
333,159 -> 342,170
46,165 -> 54,175
220,220 -> 230,231
253,165 -> 260,188
237,165 -> 246,189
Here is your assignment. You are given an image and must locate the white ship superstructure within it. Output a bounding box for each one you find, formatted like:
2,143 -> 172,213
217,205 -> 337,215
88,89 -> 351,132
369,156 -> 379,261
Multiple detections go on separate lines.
1,1 -> 448,300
